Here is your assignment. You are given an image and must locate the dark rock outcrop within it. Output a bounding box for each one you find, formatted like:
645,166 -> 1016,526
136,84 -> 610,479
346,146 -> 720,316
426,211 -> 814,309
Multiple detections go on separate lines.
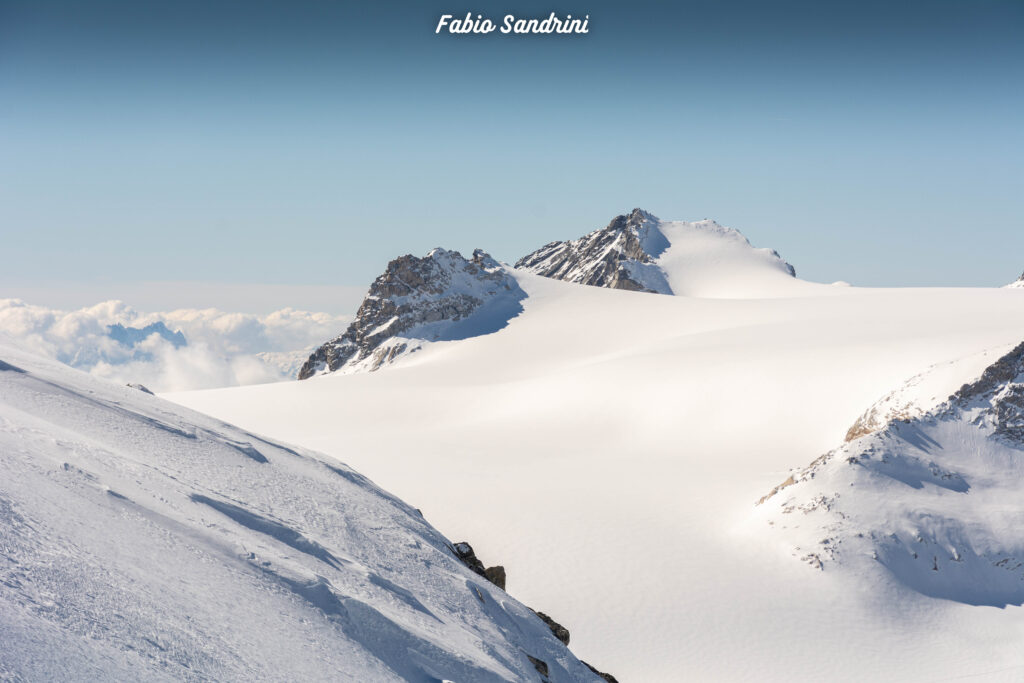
298,248 -> 525,378
583,662 -> 620,683
451,541 -> 506,590
483,565 -> 506,590
534,610 -> 570,645
527,654 -> 549,678
451,541 -> 487,576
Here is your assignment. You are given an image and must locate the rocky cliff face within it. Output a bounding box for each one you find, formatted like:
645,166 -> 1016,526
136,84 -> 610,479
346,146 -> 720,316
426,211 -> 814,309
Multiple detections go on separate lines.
515,208 -> 674,294
298,248 -> 524,378
758,341 -> 1024,606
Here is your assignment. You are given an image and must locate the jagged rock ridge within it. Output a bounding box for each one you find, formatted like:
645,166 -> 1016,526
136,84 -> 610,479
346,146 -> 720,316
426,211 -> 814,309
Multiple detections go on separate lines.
515,208 -> 796,295
298,248 -> 525,378
758,341 -> 1024,606
515,208 -> 674,293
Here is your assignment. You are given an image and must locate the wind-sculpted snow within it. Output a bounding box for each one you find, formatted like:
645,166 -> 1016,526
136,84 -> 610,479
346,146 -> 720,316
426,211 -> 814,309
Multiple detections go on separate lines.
516,208 -> 799,298
759,341 -> 1024,606
0,343 -> 601,681
298,248 -> 525,377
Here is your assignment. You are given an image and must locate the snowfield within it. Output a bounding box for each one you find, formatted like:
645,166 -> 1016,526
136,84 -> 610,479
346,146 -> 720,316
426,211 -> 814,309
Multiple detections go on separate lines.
171,263 -> 1024,681
0,340 -> 602,681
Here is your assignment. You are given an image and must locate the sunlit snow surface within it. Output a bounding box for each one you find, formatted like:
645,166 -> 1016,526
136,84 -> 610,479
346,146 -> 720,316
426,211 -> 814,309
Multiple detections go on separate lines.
172,265 -> 1024,681
0,342 -> 599,681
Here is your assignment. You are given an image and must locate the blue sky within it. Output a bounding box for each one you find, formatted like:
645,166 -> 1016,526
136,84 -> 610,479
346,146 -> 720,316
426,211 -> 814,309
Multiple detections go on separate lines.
2,0 -> 1022,311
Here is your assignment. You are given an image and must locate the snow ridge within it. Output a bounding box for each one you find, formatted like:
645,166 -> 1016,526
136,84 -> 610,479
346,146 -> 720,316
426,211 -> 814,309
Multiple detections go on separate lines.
0,343 -> 602,681
758,340 -> 1024,606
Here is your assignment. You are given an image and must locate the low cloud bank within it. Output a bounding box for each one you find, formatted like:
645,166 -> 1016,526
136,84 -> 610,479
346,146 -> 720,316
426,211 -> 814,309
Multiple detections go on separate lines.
0,299 -> 349,392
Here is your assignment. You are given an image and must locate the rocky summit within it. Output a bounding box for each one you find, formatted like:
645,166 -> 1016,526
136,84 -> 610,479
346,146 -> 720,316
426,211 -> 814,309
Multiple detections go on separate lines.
298,248 -> 525,378
515,208 -> 675,293
515,207 -> 796,295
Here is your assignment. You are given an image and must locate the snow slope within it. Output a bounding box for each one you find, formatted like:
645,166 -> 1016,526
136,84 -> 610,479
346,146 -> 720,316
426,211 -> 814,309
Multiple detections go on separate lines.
0,341 -> 603,681
170,271 -> 1024,682
758,341 -> 1024,607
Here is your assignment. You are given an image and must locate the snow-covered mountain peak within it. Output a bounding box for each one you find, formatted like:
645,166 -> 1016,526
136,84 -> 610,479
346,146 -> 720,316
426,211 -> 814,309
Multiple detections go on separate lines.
758,340 -> 1024,606
515,209 -> 798,297
298,248 -> 525,377
1006,271 -> 1024,288
514,208 -> 672,294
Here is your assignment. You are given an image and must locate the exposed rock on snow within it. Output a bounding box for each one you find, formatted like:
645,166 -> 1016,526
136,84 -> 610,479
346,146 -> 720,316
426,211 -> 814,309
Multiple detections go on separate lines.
298,249 -> 525,378
515,208 -> 796,296
1006,272 -> 1024,289
535,610 -> 571,646
0,343 -> 603,681
759,340 -> 1024,606
451,540 -> 507,591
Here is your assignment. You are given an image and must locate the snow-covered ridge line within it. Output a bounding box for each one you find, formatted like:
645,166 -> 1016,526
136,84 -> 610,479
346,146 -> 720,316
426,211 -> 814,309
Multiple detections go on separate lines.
757,340 -> 1024,606
0,343 -> 605,681
843,346 -> 1011,442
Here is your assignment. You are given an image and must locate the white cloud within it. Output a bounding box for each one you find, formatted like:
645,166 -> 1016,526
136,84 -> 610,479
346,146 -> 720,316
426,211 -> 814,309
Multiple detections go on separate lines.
0,299 -> 349,392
